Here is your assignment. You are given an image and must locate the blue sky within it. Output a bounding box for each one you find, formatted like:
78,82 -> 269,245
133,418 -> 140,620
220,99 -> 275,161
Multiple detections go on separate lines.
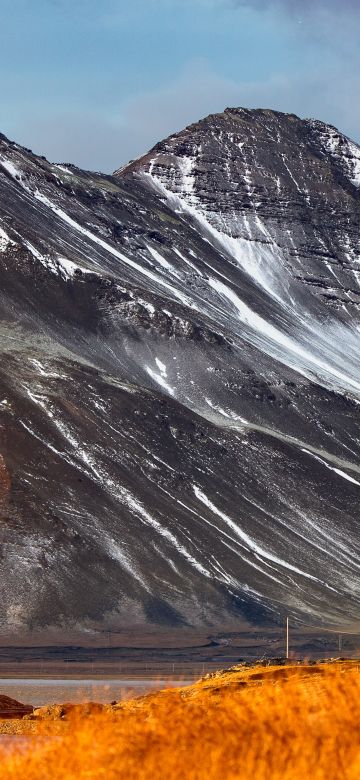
0,0 -> 359,171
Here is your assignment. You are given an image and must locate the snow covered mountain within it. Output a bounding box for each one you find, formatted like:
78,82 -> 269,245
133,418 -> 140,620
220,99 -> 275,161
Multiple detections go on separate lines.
1,107 -> 360,633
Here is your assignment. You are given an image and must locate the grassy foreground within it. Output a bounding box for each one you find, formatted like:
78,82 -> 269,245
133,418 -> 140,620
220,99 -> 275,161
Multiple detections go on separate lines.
1,662 -> 360,778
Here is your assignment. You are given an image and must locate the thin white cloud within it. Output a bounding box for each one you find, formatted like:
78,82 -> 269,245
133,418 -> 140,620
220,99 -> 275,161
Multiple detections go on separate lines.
230,0 -> 359,10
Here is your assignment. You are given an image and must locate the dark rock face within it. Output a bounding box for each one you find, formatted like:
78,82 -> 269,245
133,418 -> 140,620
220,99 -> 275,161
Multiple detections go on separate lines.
0,695 -> 33,719
1,108 -> 360,633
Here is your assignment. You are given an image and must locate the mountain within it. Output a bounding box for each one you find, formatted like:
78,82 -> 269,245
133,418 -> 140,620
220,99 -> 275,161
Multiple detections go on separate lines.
1,107 -> 360,635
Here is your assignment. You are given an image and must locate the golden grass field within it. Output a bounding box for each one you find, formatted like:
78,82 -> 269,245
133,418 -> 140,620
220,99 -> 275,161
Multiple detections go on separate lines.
1,662 -> 360,779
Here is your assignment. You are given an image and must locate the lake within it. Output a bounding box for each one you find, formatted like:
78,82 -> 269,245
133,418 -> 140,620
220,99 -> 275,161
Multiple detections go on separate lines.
0,678 -> 192,707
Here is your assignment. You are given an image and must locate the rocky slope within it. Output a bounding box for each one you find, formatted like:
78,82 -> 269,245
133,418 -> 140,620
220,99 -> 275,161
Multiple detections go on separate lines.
0,695 -> 33,719
1,108 -> 360,633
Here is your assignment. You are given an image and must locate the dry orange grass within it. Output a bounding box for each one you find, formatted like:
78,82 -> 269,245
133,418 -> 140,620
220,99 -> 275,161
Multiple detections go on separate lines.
2,663 -> 360,779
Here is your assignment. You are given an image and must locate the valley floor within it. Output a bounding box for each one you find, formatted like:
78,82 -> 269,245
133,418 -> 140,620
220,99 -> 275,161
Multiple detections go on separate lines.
1,660 -> 360,778
1,622 -> 358,680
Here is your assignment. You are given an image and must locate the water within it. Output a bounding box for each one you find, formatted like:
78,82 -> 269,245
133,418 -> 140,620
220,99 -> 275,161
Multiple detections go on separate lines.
0,678 -> 191,707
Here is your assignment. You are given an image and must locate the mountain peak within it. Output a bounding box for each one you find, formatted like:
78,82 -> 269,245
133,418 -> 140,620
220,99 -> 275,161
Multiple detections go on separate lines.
223,106 -> 300,120
116,106 -> 360,260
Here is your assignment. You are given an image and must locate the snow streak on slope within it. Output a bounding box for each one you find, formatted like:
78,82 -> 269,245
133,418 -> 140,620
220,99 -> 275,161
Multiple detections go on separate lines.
0,157 -> 194,308
141,167 -> 360,401
192,486 -> 322,584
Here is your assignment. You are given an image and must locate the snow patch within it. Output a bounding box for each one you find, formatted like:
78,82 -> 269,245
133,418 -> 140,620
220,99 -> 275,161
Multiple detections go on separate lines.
56,256 -> 93,280
0,158 -> 22,180
28,358 -> 66,379
54,165 -> 75,176
146,365 -> 174,396
205,397 -> 248,424
138,298 -> 155,315
23,240 -> 92,281
0,227 -> 14,252
147,245 -> 173,271
301,449 -> 360,487
155,358 -> 167,376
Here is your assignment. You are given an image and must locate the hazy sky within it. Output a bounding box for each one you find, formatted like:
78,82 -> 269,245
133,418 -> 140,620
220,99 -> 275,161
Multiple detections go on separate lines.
0,0 -> 359,171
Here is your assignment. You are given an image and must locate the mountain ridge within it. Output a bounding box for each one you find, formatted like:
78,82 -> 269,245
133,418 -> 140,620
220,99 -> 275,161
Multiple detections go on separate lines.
0,108 -> 360,634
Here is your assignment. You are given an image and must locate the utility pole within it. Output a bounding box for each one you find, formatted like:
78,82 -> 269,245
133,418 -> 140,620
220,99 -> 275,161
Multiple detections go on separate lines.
286,617 -> 289,661
338,633 -> 342,655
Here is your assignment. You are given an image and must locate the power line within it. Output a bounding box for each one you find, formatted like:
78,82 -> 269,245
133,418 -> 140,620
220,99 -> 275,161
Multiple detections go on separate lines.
292,623 -> 360,636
